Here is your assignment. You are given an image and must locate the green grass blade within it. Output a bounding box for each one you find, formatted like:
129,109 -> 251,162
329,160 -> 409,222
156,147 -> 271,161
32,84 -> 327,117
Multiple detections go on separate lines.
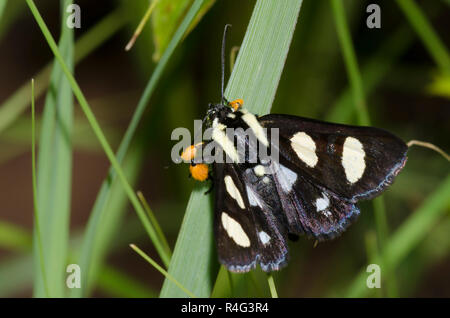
31,78 -> 50,298
396,0 -> 450,76
131,244 -> 196,298
330,0 -> 399,297
330,0 -> 370,126
32,0 -> 74,297
160,0 -> 303,298
345,175 -> 450,297
0,8 -> 126,136
267,274 -> 278,298
72,0 -> 206,297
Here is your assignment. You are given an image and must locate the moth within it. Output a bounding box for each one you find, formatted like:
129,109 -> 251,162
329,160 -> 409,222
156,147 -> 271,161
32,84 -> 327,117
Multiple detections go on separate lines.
181,25 -> 407,272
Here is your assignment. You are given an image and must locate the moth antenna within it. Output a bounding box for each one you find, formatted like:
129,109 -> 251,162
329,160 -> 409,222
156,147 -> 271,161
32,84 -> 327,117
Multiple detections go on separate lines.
221,24 -> 232,105
407,140 -> 449,161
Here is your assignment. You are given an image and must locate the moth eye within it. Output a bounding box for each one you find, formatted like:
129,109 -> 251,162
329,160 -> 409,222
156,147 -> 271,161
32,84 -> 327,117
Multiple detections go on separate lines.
230,98 -> 244,111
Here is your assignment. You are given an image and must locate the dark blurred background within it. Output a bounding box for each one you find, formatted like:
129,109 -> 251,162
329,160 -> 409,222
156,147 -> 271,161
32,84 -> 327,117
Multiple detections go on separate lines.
0,0 -> 448,297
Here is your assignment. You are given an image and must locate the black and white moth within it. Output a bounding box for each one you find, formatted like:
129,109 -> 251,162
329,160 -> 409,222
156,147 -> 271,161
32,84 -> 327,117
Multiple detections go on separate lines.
182,26 -> 407,273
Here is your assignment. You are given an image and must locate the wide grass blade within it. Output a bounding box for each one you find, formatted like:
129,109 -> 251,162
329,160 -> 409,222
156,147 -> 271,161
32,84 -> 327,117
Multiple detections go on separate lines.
160,0 -> 303,297
32,0 -> 74,297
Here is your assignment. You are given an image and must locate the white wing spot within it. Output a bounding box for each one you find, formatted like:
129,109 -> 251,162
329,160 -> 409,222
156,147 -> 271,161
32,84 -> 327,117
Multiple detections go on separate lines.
227,113 -> 236,119
315,193 -> 330,211
241,112 -> 269,147
221,212 -> 250,247
254,165 -> 265,176
212,120 -> 239,162
258,231 -> 271,245
263,176 -> 270,184
278,164 -> 297,192
246,185 -> 262,207
224,175 -> 245,209
290,132 -> 318,167
342,136 -> 366,183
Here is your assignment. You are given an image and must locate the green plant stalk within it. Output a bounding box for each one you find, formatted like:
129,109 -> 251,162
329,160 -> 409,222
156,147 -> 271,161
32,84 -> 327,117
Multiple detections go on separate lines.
31,79 -> 49,298
161,0 -> 303,298
373,197 -> 398,297
330,0 -> 398,297
26,0 -> 170,267
73,0 -> 206,297
0,7 -> 126,136
267,274 -> 278,298
345,174 -> 450,297
396,0 -> 450,76
130,244 -> 196,298
330,0 -> 370,126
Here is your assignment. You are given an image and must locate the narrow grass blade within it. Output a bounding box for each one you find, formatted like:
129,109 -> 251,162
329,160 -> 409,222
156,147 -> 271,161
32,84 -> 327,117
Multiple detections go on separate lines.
31,78 -> 50,298
330,0 -> 370,126
396,0 -> 450,76
267,274 -> 278,298
72,0 -> 206,297
160,0 -> 303,297
130,244 -> 196,298
32,0 -> 74,297
330,0 -> 398,297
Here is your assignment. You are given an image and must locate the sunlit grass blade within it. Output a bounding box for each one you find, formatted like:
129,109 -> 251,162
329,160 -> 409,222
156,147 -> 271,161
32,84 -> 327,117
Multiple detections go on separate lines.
72,0 -> 206,297
267,274 -> 278,298
345,175 -> 450,297
160,0 -> 304,297
130,244 -> 196,298
0,8 -> 126,136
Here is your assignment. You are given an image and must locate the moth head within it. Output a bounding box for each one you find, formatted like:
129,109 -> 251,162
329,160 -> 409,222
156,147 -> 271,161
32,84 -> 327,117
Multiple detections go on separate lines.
204,103 -> 230,128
